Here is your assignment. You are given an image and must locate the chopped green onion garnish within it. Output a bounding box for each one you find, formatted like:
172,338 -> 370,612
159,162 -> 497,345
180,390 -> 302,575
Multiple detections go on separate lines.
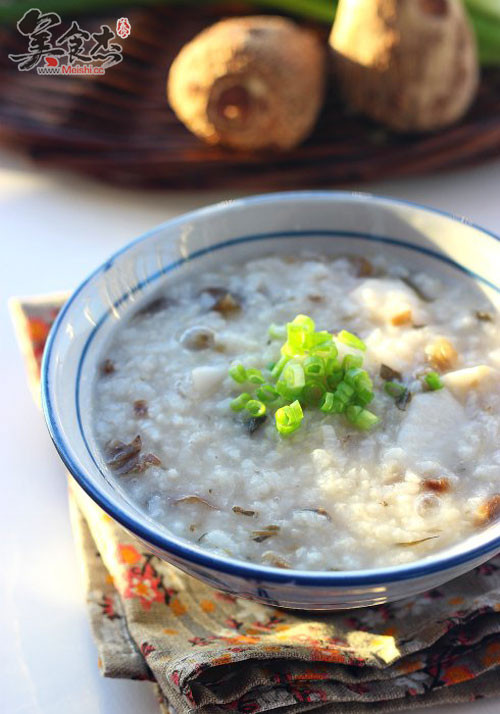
268,323 -> 286,340
246,368 -> 265,385
346,405 -> 380,430
344,367 -> 372,392
302,380 -> 326,406
425,371 -> 444,391
326,369 -> 344,390
275,400 -> 303,435
320,392 -> 335,413
307,330 -> 334,350
325,357 -> 341,373
337,330 -> 366,352
342,353 -> 363,370
311,342 -> 338,361
276,379 -> 300,401
384,381 -> 406,398
292,314 -> 315,332
304,355 -> 325,377
282,361 -> 305,392
245,399 -> 266,418
271,354 -> 289,379
256,384 -> 280,403
230,393 -> 251,411
335,381 -> 355,405
356,387 -> 374,406
227,314 -> 380,437
229,363 -> 247,383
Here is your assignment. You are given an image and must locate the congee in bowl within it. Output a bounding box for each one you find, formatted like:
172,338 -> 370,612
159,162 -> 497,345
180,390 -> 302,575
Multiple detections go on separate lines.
93,251 -> 500,571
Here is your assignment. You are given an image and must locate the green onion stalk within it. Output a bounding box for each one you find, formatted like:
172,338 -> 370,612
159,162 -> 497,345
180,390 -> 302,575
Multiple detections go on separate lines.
0,0 -> 499,66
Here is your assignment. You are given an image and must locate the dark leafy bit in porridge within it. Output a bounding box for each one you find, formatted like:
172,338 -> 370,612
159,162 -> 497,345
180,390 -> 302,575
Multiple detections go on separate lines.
232,506 -> 256,517
400,275 -> 434,302
133,399 -> 149,417
135,296 -> 175,318
347,255 -> 374,278
475,310 -> 493,322
106,436 -> 142,472
252,525 -> 280,543
380,365 -> 415,411
100,358 -> 115,375
380,364 -> 402,381
296,507 -> 332,521
396,535 -> 440,547
262,551 -> 291,568
138,453 -> 162,470
200,287 -> 241,315
383,380 -> 412,411
94,253 -> 500,570
105,436 -> 161,475
174,495 -> 219,509
246,414 -> 267,434
395,389 -> 412,411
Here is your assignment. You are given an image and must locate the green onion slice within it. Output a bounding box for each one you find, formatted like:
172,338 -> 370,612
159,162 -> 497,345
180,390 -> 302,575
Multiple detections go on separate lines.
256,384 -> 280,403
346,405 -> 380,430
245,368 -> 265,385
304,355 -> 325,377
268,323 -> 286,340
246,399 -> 266,418
302,380 -> 326,406
384,381 -> 406,398
275,400 -> 303,435
425,371 -> 444,391
271,354 -> 289,379
337,330 -> 366,351
229,363 -> 247,383
230,393 -> 251,411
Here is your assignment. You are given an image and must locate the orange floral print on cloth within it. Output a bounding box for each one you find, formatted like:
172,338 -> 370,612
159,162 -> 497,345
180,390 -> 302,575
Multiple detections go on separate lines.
123,560 -> 166,611
117,545 -> 178,612
10,291 -> 500,714
118,543 -> 142,566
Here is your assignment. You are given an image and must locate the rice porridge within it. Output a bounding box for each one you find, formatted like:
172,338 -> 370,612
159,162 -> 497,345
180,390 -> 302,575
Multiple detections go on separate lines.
93,253 -> 500,571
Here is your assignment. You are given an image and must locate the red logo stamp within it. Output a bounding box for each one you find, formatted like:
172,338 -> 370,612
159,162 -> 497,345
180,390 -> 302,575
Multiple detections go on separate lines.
116,17 -> 131,40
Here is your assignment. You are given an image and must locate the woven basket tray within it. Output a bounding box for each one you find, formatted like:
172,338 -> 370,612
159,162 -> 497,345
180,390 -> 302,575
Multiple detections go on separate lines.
1,4 -> 500,189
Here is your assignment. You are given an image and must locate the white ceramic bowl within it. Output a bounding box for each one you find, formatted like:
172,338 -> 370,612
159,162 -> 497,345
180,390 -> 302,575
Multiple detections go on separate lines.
42,191 -> 500,610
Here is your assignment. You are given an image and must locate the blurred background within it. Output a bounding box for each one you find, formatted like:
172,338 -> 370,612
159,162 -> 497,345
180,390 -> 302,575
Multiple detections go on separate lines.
0,0 -> 500,188
1,1 -> 500,713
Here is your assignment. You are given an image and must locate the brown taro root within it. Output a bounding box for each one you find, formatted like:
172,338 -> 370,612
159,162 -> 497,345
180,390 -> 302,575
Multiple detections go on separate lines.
330,0 -> 479,132
167,16 -> 326,151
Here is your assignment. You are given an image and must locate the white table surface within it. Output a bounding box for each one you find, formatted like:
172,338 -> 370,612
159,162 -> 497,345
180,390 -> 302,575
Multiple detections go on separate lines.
1,151 -> 499,714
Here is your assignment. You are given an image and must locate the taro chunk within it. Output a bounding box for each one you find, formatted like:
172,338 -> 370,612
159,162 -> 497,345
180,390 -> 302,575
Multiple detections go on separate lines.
397,390 -> 466,472
442,366 -> 499,402
191,365 -> 226,397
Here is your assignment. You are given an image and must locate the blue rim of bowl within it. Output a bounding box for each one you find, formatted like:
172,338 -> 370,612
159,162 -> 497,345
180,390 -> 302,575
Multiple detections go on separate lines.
41,191 -> 500,586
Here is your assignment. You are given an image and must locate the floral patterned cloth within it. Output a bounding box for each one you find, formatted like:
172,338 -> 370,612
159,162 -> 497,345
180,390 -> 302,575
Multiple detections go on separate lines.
10,294 -> 500,714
